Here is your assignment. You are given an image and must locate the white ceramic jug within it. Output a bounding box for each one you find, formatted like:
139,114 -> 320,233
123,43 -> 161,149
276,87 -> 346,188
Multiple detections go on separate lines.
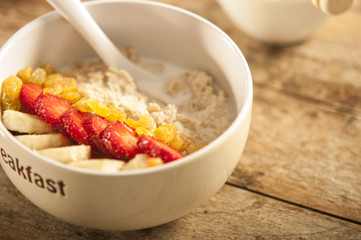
217,0 -> 354,45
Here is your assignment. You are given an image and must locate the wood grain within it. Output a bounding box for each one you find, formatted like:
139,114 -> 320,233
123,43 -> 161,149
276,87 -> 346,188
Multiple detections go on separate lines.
1,172 -> 361,239
167,0 -> 361,223
225,6 -> 361,222
229,86 -> 361,222
0,0 -> 51,45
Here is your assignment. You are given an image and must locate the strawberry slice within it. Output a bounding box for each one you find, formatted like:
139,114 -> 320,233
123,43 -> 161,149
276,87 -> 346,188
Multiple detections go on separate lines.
99,121 -> 139,161
19,83 -> 44,114
137,135 -> 183,163
34,93 -> 72,128
82,114 -> 110,150
58,108 -> 91,146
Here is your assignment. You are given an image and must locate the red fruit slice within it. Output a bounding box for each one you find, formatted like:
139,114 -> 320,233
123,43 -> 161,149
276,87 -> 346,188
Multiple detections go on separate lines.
19,83 -> 44,114
137,135 -> 183,163
34,93 -> 72,128
83,114 -> 110,150
100,121 -> 139,161
59,108 -> 91,146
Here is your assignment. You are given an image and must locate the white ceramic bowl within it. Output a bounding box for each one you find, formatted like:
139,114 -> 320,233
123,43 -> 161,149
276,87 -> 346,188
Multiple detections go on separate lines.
0,0 -> 252,231
217,0 -> 329,45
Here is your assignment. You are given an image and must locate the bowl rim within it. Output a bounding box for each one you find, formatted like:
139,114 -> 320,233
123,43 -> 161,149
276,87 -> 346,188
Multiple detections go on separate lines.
0,0 -> 253,177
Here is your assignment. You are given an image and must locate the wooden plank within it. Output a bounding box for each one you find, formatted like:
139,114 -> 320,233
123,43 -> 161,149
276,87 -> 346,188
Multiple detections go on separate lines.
215,0 -> 361,223
241,13 -> 361,116
0,0 -> 51,46
1,172 -> 361,239
229,85 -> 361,222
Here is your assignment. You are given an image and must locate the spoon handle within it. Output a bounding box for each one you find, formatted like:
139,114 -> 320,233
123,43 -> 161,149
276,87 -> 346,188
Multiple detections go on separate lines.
46,0 -> 182,105
46,0 -> 127,67
311,0 -> 354,15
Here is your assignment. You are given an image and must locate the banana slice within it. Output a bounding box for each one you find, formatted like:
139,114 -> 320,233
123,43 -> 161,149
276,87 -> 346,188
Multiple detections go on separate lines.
122,154 -> 149,171
2,110 -> 54,133
37,145 -> 91,163
68,159 -> 125,173
15,133 -> 71,150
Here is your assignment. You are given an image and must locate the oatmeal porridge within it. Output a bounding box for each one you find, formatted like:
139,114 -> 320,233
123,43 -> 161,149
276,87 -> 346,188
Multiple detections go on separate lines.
0,49 -> 235,172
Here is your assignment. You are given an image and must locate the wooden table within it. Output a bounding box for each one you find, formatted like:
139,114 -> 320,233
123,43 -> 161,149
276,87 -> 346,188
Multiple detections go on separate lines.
1,0 -> 361,239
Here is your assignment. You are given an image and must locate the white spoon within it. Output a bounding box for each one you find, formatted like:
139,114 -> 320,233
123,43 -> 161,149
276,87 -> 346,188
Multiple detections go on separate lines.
46,0 -> 182,105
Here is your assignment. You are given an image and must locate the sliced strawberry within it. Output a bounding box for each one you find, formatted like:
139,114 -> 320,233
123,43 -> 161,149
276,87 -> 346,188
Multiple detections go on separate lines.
58,108 -> 91,146
137,135 -> 183,163
34,93 -> 72,128
82,114 -> 110,150
19,83 -> 44,114
99,121 -> 139,161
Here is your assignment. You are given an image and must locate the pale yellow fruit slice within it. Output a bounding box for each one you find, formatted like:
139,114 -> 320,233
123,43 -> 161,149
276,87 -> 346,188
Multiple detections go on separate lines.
122,154 -> 149,171
2,110 -> 54,134
37,145 -> 91,164
15,133 -> 71,150
68,159 -> 125,173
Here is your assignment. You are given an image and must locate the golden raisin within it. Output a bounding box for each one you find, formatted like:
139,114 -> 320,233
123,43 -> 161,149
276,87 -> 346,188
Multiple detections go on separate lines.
72,97 -> 93,113
116,111 -> 127,122
1,96 -> 21,111
1,75 -> 23,98
154,124 -> 175,143
124,118 -> 139,129
59,91 -> 83,103
44,73 -> 63,88
147,158 -> 164,167
16,67 -> 32,82
45,74 -> 77,92
105,109 -> 118,122
29,68 -> 47,85
43,86 -> 63,96
138,114 -> 156,131
60,77 -> 78,91
87,98 -> 111,117
42,63 -> 58,75
135,127 -> 154,137
105,105 -> 126,122
169,132 -> 191,150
